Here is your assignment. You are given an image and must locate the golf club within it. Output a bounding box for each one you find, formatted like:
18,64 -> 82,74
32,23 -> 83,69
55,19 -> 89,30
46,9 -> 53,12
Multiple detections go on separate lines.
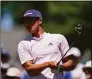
51,24 -> 84,73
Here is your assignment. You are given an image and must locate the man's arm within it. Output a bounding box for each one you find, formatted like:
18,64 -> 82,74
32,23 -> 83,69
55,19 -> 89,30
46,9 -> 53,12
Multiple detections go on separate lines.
58,35 -> 78,71
22,60 -> 57,76
59,54 -> 78,71
18,42 -> 57,76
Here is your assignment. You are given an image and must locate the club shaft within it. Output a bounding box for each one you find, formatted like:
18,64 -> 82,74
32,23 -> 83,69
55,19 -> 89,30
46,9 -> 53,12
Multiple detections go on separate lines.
57,34 -> 81,66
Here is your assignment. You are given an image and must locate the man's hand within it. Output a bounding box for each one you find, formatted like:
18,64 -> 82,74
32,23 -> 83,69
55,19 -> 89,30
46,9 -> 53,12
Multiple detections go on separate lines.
47,61 -> 57,69
46,61 -> 58,73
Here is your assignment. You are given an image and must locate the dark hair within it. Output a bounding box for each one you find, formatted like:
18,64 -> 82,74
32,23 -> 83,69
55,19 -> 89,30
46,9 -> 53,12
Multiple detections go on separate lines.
83,67 -> 92,73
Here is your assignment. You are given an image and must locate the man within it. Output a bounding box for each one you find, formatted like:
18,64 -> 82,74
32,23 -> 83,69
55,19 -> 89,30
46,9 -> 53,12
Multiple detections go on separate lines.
17,9 -> 78,79
1,47 -> 11,79
4,67 -> 21,79
83,60 -> 92,79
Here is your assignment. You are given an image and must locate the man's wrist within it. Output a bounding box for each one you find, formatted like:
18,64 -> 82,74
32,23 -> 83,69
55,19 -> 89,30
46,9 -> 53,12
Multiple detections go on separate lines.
45,62 -> 50,67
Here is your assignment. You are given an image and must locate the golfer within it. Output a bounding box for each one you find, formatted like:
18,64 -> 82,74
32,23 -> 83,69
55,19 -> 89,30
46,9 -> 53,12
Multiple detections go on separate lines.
17,9 -> 78,79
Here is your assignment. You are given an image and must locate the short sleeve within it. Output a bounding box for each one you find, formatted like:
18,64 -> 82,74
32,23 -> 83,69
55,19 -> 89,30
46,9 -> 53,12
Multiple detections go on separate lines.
17,41 -> 33,64
58,35 -> 70,58
59,35 -> 80,58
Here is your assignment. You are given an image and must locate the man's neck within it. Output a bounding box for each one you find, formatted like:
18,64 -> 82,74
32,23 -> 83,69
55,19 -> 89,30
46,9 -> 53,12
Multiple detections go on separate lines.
32,26 -> 44,38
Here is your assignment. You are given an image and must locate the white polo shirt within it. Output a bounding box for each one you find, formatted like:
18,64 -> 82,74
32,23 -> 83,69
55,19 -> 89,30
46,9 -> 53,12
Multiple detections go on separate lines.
17,32 -> 71,79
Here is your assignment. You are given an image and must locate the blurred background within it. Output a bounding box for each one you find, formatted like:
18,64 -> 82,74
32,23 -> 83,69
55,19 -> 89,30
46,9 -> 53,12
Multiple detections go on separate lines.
1,1 -> 92,79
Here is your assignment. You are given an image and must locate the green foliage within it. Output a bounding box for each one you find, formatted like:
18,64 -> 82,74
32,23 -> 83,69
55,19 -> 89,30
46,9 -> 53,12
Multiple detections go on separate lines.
1,1 -> 92,52
1,1 -> 92,35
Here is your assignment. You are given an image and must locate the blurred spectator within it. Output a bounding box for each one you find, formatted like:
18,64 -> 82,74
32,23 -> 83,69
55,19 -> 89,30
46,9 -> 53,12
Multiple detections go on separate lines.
4,67 -> 21,79
1,48 -> 10,63
70,47 -> 86,79
1,8 -> 14,31
83,60 -> 92,79
81,48 -> 91,64
1,48 -> 11,78
64,47 -> 86,79
70,62 -> 85,79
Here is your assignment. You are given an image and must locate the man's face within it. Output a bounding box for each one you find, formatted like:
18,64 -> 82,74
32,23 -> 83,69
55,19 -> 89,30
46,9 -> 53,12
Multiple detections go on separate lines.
85,71 -> 92,79
24,18 -> 40,34
83,67 -> 92,79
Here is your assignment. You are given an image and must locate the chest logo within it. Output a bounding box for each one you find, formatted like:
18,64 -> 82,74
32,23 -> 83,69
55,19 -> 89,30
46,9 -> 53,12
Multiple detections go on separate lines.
48,42 -> 53,46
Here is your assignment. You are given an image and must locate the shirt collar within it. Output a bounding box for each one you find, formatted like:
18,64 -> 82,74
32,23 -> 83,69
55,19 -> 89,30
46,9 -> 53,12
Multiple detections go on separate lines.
32,32 -> 47,41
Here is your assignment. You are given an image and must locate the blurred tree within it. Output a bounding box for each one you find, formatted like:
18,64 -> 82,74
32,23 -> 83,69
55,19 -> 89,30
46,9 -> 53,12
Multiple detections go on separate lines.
1,1 -> 92,52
